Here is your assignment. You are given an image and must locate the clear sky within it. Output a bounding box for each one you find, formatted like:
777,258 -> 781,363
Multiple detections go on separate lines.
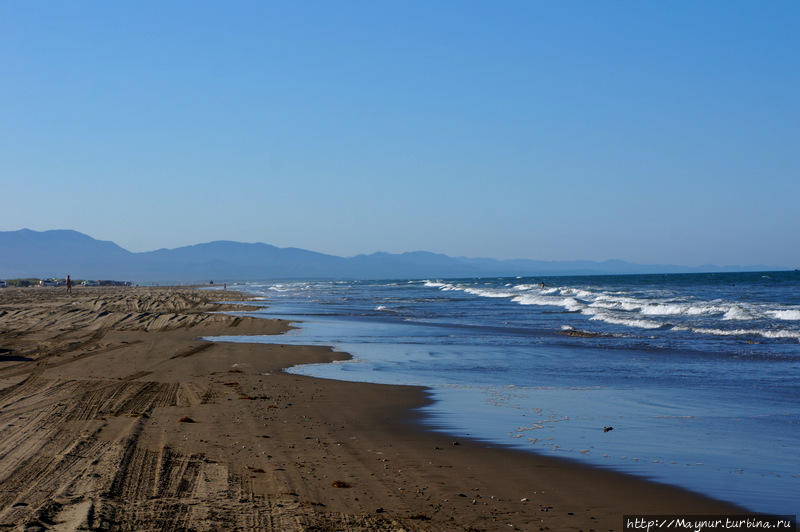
1,1 -> 798,267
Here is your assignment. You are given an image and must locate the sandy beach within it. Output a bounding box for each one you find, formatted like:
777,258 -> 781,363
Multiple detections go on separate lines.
0,286 -> 742,531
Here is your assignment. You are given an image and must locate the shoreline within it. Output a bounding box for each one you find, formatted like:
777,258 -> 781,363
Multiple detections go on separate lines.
0,286 -> 744,530
209,291 -> 754,509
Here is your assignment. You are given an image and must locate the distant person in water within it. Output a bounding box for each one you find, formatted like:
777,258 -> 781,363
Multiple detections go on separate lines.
540,282 -> 546,289
66,275 -> 72,294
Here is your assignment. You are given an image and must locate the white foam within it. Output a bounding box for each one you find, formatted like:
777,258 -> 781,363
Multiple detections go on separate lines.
722,305 -> 757,321
418,278 -> 800,341
510,294 -> 546,305
590,296 -> 642,312
463,287 -> 515,298
768,309 -> 800,321
563,298 -> 587,312
558,287 -> 595,299
512,294 -> 586,312
639,304 -> 686,315
573,289 -> 596,299
595,301 -> 641,313
685,304 -> 725,315
693,327 -> 754,337
760,329 -> 800,340
693,327 -> 800,342
589,313 -> 665,329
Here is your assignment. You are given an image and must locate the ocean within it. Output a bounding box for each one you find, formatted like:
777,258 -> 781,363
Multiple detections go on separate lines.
209,271 -> 800,514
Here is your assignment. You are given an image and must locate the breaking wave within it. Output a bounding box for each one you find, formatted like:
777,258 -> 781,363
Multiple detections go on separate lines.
768,309 -> 800,321
422,278 -> 800,342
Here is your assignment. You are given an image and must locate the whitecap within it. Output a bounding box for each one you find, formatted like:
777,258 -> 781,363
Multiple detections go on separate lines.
589,313 -> 665,329
722,305 -> 759,321
463,287 -> 515,298
693,327 -> 800,342
768,309 -> 800,321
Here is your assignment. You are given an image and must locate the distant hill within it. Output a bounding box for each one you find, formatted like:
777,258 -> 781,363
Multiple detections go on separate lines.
0,229 -> 134,279
0,228 -> 782,282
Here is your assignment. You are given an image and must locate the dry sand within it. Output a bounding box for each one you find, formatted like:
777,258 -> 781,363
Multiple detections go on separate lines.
0,286 -> 741,531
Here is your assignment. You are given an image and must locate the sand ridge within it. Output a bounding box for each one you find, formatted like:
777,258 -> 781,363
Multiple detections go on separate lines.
0,286 -> 741,531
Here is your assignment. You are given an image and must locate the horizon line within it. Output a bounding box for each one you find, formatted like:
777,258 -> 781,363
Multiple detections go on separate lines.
2,227 -> 794,272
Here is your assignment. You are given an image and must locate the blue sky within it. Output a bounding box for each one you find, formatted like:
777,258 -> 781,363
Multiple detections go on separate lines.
1,2 -> 798,267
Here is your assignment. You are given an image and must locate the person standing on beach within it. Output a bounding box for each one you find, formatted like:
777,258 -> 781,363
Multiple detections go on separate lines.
66,275 -> 72,294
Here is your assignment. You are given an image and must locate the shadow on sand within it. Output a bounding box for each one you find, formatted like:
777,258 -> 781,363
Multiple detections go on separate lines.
0,348 -> 32,362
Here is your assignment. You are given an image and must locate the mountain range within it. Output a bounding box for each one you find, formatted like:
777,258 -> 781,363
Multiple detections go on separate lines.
0,229 -> 782,282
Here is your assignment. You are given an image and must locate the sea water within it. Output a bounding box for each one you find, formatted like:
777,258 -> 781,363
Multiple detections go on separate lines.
210,271 -> 800,514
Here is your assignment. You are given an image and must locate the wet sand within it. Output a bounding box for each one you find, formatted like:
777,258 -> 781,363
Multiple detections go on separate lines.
0,286 -> 742,530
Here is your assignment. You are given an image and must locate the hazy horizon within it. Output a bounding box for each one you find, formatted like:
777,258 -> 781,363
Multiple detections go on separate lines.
2,227 -> 792,271
2,2 -> 798,266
